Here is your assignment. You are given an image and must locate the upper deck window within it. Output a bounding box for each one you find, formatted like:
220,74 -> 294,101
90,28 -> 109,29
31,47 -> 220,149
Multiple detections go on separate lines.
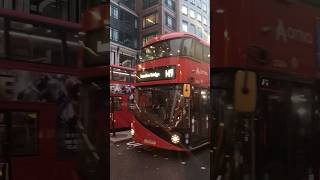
5,20 -> 80,67
139,37 -> 210,63
111,67 -> 135,83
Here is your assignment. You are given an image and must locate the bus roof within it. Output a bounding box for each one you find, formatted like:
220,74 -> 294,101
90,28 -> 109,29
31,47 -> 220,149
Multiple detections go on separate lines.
144,32 -> 210,48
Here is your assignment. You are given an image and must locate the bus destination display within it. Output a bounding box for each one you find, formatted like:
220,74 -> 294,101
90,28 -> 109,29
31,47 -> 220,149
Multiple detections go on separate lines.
136,66 -> 176,82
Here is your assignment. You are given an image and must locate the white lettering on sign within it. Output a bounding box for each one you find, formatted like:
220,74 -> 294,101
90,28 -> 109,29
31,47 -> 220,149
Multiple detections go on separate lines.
165,68 -> 174,78
276,19 -> 313,44
140,72 -> 160,79
194,68 -> 208,76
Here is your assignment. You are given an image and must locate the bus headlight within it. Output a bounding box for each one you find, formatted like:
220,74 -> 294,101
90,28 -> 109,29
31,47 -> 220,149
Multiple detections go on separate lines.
171,134 -> 180,144
130,128 -> 135,136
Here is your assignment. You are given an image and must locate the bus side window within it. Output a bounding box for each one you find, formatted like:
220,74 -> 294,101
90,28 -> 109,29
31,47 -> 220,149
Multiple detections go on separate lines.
194,41 -> 203,62
203,46 -> 210,63
112,97 -> 122,111
181,38 -> 194,57
11,112 -> 38,155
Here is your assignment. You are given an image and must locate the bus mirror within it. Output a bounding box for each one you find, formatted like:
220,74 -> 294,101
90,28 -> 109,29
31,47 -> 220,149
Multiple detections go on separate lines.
183,84 -> 191,97
234,70 -> 257,113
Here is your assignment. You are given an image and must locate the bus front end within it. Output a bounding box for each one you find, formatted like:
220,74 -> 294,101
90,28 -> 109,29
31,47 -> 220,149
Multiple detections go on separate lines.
131,84 -> 191,151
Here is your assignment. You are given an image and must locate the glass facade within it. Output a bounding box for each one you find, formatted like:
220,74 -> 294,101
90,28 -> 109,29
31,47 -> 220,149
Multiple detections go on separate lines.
110,3 -> 139,49
142,31 -> 158,46
143,0 -> 158,9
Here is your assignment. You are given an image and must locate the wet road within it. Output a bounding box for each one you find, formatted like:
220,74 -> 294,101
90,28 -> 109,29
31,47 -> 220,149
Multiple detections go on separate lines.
110,140 -> 210,180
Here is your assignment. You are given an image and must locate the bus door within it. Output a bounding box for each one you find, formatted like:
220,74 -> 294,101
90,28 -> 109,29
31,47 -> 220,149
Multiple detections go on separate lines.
190,87 -> 210,147
256,89 -> 289,179
0,102 -> 58,180
256,79 -> 314,179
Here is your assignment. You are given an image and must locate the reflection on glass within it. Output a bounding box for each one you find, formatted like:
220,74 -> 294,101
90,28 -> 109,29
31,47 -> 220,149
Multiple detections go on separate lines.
140,37 -> 210,63
11,112 -> 38,155
134,85 -> 188,129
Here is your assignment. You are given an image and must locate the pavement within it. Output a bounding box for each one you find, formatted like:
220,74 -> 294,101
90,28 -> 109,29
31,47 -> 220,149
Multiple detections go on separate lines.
110,130 -> 132,143
110,138 -> 210,180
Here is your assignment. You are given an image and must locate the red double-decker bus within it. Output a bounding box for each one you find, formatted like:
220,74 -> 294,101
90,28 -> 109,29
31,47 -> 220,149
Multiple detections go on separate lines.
0,8 -> 82,180
131,32 -> 210,151
110,65 -> 135,130
211,0 -> 320,179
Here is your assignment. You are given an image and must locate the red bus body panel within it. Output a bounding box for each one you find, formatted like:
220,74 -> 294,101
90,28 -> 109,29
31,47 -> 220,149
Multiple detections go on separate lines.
110,94 -> 135,129
131,119 -> 184,151
0,101 -> 78,180
133,33 -> 210,151
212,0 -> 320,77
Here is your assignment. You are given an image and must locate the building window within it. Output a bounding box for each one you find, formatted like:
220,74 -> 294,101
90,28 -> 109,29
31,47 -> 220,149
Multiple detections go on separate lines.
182,21 -> 188,32
111,5 -> 119,19
143,0 -> 158,9
204,30 -> 209,41
189,9 -> 195,19
182,6 -> 188,15
111,28 -> 119,41
203,17 -> 208,26
165,0 -> 175,10
197,27 -> 202,38
189,23 -> 196,34
165,14 -> 175,29
202,3 -> 207,12
143,13 -> 159,28
135,19 -> 138,29
197,14 -> 202,22
142,32 -> 158,46
120,0 -> 135,10
196,0 -> 202,8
